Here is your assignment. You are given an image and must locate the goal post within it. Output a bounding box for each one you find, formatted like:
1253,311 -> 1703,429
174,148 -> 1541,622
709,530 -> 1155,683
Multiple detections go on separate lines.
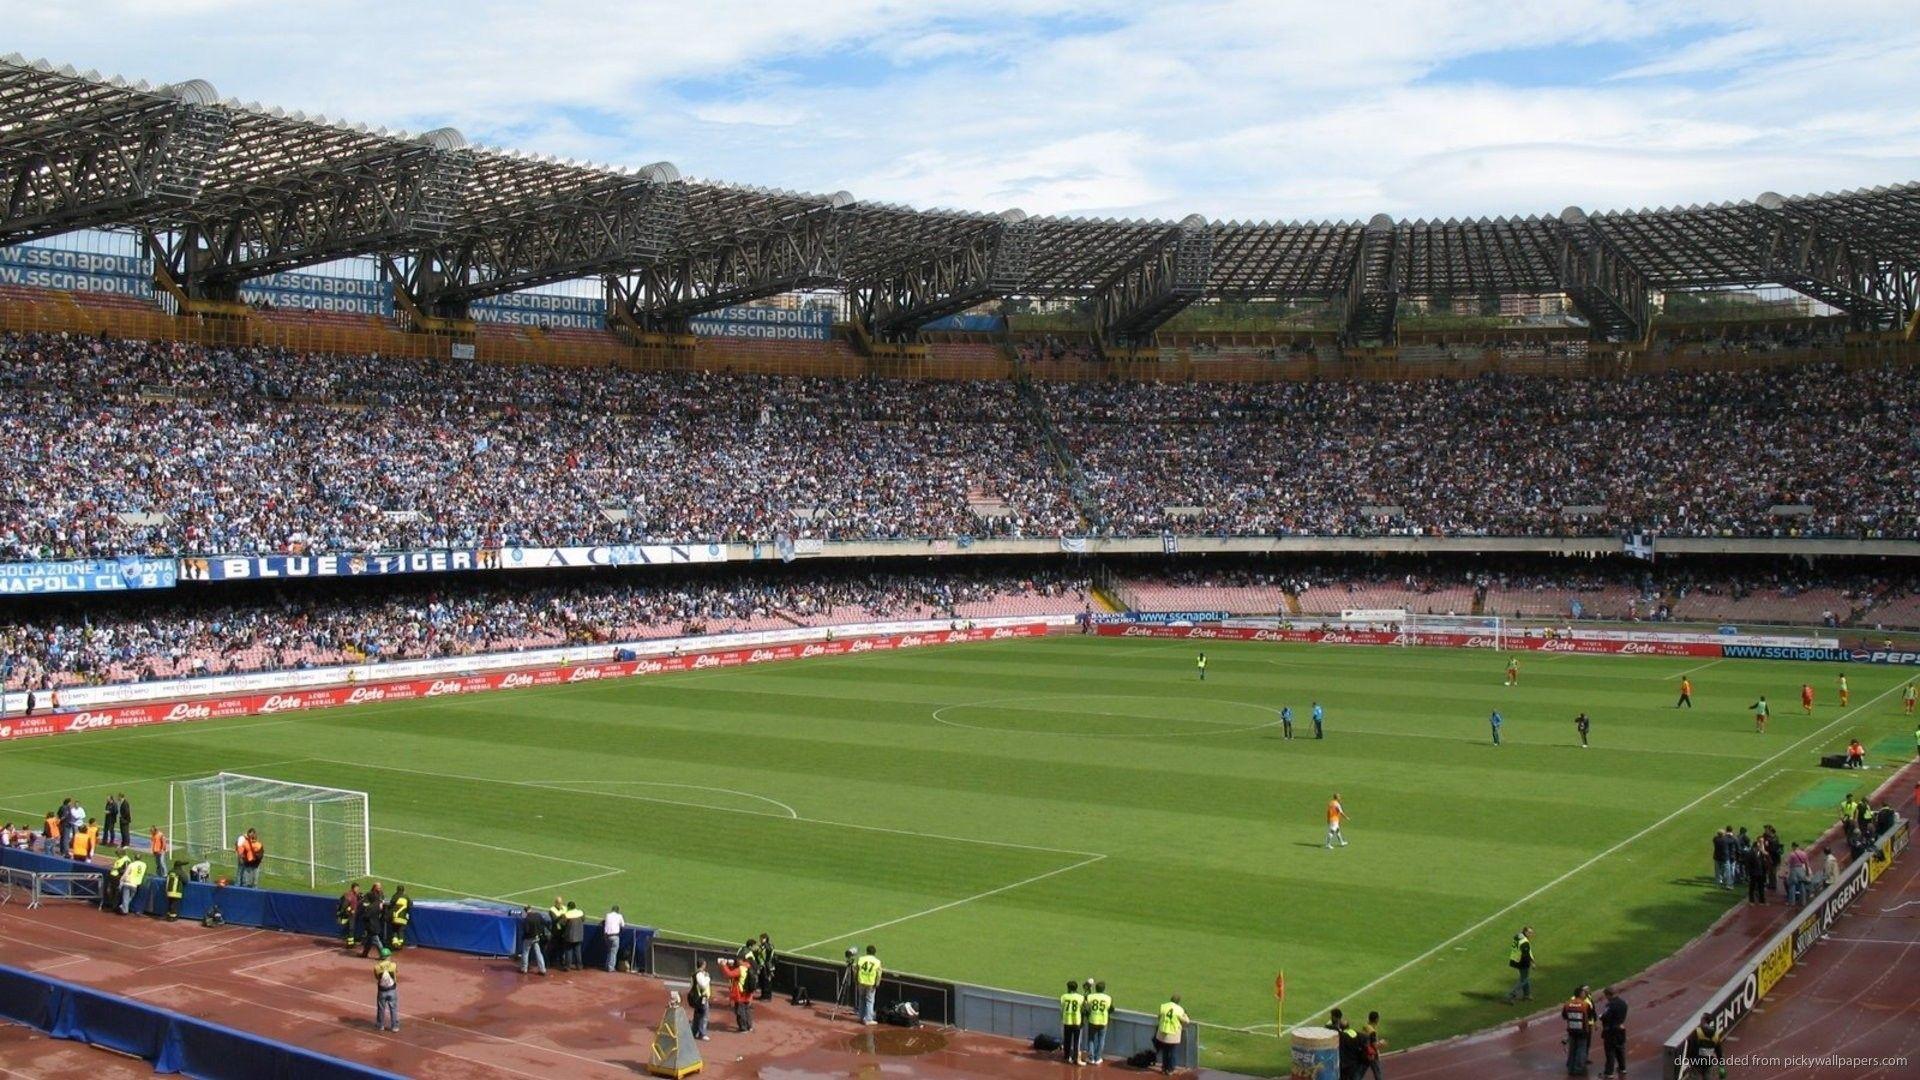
168,772 -> 370,888
1399,612 -> 1507,651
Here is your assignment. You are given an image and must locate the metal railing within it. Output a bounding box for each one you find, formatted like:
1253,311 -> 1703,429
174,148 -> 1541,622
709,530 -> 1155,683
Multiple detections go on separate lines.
0,867 -> 106,908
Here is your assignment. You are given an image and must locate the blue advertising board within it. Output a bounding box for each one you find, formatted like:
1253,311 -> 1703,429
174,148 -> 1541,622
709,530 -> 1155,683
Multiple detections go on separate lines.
0,558 -> 176,594
689,305 -> 831,340
238,270 -> 393,317
1091,611 -> 1230,625
0,245 -> 153,299
471,290 -> 608,330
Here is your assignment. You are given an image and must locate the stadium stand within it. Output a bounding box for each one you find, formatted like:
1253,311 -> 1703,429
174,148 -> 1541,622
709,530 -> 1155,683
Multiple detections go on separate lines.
2,331 -> 1917,560
0,565 -> 1091,689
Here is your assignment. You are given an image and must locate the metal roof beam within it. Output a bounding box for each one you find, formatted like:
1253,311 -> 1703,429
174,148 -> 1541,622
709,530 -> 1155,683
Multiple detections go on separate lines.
0,68 -> 228,244
1554,207 -> 1650,342
396,165 -> 684,318
1094,215 -> 1212,345
148,131 -> 471,297
608,194 -> 851,331
850,210 -> 1033,340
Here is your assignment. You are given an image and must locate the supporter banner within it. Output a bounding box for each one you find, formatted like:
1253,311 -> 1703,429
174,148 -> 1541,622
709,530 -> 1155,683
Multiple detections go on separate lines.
180,550 -> 499,582
1094,623 -> 1721,657
238,270 -> 393,317
920,313 -> 1004,333
1059,537 -> 1089,554
495,543 -> 726,570
0,623 -> 1051,742
470,290 -> 608,330
0,557 -> 176,594
688,304 -> 832,341
0,244 -> 153,298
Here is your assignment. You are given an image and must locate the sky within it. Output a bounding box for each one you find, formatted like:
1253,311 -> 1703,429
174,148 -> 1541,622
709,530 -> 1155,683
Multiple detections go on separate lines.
7,1 -> 1919,224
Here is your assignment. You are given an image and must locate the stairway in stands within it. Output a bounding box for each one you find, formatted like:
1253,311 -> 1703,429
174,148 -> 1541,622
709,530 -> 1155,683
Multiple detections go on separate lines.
1013,378 -> 1102,531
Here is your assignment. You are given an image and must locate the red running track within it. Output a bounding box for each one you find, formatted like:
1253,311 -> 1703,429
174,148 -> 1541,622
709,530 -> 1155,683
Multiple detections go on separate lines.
0,899 -> 1251,1079
1390,761 -> 1920,1080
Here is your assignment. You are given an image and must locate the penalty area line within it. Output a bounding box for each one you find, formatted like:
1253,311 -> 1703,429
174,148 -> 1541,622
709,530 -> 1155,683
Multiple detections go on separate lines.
1275,678 -> 1908,1040
791,852 -> 1108,954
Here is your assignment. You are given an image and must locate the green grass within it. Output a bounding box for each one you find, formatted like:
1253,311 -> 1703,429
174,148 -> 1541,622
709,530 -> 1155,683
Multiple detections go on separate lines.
1,638 -> 1913,1074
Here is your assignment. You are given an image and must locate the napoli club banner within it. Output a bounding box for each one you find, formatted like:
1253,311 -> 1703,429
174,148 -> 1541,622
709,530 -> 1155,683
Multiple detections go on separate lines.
0,558 -> 177,594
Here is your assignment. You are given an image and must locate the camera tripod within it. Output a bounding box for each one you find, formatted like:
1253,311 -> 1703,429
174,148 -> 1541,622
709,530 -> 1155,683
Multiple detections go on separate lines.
826,960 -> 857,1022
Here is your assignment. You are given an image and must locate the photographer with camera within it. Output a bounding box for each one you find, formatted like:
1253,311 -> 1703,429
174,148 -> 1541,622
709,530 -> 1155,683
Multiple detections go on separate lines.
855,945 -> 883,1025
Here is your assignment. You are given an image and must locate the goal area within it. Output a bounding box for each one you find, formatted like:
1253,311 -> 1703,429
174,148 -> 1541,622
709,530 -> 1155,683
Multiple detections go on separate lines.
168,772 -> 371,887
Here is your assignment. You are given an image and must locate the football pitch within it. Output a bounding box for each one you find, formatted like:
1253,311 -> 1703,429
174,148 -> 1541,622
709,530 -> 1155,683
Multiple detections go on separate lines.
1,636 -> 1911,1074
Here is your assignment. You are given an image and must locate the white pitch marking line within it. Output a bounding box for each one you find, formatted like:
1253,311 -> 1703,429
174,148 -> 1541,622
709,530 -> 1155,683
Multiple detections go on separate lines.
492,868 -> 625,901
527,779 -> 799,819
1275,678 -> 1909,1039
373,825 -> 622,872
931,695 -> 1281,738
1664,658 -> 1728,680
792,853 -> 1108,953
1723,769 -> 1789,808
0,756 -> 316,806
315,758 -> 1102,859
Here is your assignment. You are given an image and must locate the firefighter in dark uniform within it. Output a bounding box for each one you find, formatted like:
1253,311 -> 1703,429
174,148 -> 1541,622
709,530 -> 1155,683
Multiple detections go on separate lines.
358,883 -> 388,958
164,861 -> 187,921
337,882 -> 362,946
387,885 -> 411,950
752,933 -> 776,999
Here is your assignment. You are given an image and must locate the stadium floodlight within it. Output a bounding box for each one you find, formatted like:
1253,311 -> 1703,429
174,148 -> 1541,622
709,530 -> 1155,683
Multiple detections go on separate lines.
168,772 -> 370,888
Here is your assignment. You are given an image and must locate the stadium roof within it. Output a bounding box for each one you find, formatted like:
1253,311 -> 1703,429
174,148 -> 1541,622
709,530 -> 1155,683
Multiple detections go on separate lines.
2,53 -> 1915,343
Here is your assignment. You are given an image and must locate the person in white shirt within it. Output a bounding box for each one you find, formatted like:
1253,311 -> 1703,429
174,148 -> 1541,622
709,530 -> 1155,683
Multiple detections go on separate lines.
600,905 -> 625,972
690,959 -> 712,1040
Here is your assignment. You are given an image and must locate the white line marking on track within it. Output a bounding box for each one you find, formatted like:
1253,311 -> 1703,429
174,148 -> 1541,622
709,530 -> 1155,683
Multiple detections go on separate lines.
186,980 -> 571,1080
1824,936 -> 1918,945
139,928 -> 269,972
792,853 -> 1108,953
1267,677 -> 1910,1039
232,969 -> 633,1076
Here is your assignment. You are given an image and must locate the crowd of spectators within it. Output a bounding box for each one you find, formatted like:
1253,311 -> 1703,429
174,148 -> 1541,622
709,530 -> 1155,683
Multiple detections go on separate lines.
1043,364 -> 1917,539
0,333 -> 1078,559
0,332 -> 1913,559
1117,555 -> 1920,629
0,564 -> 1090,690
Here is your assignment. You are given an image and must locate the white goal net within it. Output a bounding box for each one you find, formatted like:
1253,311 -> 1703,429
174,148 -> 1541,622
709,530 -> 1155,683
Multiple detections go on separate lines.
168,772 -> 370,887
1400,612 -> 1507,650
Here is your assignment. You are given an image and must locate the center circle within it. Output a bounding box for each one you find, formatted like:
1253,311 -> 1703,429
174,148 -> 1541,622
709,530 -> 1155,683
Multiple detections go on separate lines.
931,694 -> 1279,738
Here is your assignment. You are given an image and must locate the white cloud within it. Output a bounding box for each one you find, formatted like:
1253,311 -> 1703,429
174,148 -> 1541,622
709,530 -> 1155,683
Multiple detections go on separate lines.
2,0 -> 1917,221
